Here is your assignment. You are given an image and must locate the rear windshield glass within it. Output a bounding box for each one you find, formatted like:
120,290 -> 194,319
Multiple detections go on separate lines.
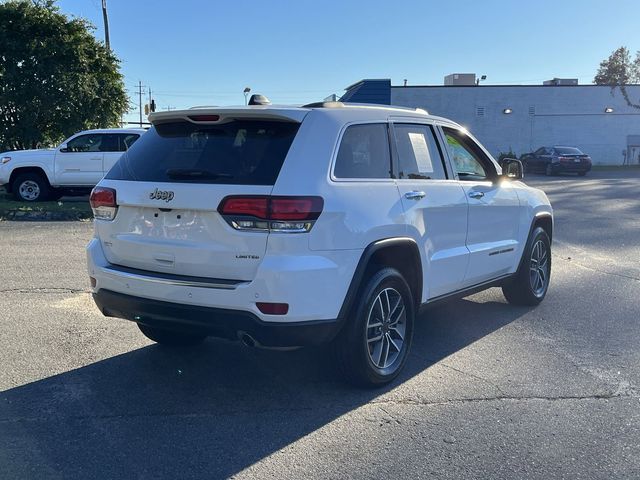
554,147 -> 583,155
105,120 -> 300,185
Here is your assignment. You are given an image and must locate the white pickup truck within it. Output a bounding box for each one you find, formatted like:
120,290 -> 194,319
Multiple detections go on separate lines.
0,128 -> 145,201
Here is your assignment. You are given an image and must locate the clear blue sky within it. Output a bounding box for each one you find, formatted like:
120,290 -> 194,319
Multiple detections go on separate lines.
56,0 -> 640,124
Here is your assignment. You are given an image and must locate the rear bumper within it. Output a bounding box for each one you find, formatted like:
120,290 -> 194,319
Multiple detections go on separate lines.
86,237 -> 360,342
93,289 -> 342,347
550,162 -> 591,173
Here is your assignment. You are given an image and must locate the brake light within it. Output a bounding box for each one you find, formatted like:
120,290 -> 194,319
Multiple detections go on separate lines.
271,197 -> 322,221
188,114 -> 220,122
218,195 -> 323,233
90,186 -> 118,221
221,197 -> 269,218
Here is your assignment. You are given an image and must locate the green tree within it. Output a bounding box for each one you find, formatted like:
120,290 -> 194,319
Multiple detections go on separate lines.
594,46 -> 640,109
0,0 -> 128,150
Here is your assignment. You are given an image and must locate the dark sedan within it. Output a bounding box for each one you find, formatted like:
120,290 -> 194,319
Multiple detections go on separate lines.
521,146 -> 592,176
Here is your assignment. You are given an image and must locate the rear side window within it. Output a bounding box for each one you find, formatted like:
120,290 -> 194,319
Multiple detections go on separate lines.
119,134 -> 140,151
105,120 -> 299,185
553,147 -> 583,155
334,124 -> 392,179
393,124 -> 447,180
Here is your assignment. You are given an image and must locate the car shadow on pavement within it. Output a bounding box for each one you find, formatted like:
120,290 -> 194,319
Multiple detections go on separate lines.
0,293 -> 530,478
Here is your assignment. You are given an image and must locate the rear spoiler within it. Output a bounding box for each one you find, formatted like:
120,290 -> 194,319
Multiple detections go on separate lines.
148,107 -> 309,126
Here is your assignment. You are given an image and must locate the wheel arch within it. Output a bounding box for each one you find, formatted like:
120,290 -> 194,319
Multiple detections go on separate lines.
338,237 -> 423,321
8,166 -> 52,192
533,212 -> 553,242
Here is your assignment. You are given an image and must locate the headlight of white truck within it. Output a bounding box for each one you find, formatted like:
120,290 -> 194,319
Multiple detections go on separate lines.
0,156 -> 10,164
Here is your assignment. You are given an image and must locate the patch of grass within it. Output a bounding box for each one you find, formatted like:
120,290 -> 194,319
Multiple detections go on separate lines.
0,189 -> 92,220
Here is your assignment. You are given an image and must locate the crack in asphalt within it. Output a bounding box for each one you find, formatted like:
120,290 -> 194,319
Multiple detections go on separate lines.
555,240 -> 640,282
0,391 -> 636,425
439,362 -> 506,396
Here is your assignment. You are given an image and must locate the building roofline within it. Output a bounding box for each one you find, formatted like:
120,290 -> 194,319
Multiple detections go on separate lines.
343,79 -> 391,91
392,83 -> 640,88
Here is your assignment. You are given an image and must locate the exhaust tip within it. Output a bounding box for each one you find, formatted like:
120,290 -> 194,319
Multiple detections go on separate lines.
239,332 -> 258,348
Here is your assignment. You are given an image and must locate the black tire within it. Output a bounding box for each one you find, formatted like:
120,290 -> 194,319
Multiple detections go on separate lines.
545,164 -> 554,176
334,267 -> 415,387
502,226 -> 551,306
578,171 -> 587,176
12,172 -> 51,202
137,323 -> 206,347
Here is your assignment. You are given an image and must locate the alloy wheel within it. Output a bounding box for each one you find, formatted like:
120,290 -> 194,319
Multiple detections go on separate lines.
530,239 -> 549,297
366,287 -> 406,369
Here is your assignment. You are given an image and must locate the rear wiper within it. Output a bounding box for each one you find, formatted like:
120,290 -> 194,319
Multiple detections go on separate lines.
165,168 -> 233,179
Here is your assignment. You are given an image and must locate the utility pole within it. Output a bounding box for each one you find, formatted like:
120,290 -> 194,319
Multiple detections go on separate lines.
135,81 -> 147,127
101,0 -> 111,50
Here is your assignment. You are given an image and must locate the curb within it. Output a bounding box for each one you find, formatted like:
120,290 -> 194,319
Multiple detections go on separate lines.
0,210 -> 93,221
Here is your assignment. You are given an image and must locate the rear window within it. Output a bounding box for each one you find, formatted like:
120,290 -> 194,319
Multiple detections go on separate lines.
105,120 -> 300,185
554,147 -> 583,155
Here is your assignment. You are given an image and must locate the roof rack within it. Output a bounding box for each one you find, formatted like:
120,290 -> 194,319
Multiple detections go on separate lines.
302,101 -> 345,108
301,101 -> 429,115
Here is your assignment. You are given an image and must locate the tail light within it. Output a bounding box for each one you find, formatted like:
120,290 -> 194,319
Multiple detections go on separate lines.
90,186 -> 118,221
218,195 -> 323,233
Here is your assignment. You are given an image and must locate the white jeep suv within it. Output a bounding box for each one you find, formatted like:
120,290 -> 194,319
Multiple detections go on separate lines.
87,102 -> 553,386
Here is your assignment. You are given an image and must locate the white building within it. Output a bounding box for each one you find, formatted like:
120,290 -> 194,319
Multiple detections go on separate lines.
341,78 -> 640,165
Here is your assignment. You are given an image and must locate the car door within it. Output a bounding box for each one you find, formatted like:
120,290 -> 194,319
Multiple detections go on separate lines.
391,121 -> 469,300
102,133 -> 141,175
441,126 -> 521,286
54,133 -> 105,185
537,147 -> 552,172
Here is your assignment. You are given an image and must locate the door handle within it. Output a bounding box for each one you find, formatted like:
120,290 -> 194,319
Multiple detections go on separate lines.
90,157 -> 102,161
404,191 -> 426,201
469,191 -> 485,199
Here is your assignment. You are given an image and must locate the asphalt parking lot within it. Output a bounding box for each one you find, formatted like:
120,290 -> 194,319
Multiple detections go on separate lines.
1,170 -> 639,479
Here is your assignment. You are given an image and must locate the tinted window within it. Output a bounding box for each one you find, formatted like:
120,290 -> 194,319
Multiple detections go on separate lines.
66,134 -> 103,152
534,147 -> 548,155
99,134 -> 121,152
554,147 -> 583,155
119,134 -> 140,152
393,124 -> 446,180
106,121 -> 299,185
334,124 -> 391,179
443,127 -> 493,181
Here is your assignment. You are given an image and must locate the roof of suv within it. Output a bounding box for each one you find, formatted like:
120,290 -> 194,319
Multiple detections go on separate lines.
77,128 -> 147,135
148,103 -> 461,128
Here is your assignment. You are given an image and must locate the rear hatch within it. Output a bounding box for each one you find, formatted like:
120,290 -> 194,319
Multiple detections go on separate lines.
95,109 -> 305,281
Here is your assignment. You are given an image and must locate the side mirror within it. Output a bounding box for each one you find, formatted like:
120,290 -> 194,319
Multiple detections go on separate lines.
499,158 -> 524,180
59,143 -> 69,153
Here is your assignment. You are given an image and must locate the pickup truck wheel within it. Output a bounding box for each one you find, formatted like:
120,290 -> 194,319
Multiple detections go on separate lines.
12,173 -> 50,202
335,267 -> 414,387
137,323 -> 206,347
545,164 -> 554,176
502,226 -> 551,306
